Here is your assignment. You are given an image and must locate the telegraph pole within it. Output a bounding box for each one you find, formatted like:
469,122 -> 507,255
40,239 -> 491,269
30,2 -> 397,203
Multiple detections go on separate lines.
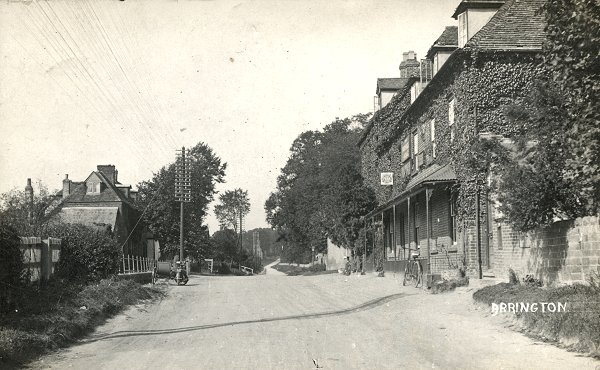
175,147 -> 192,263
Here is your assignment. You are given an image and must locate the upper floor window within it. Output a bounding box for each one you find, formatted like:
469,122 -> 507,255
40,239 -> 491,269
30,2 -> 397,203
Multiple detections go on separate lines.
413,132 -> 419,156
412,131 -> 422,171
401,136 -> 410,162
448,98 -> 456,143
87,182 -> 100,194
458,12 -> 468,47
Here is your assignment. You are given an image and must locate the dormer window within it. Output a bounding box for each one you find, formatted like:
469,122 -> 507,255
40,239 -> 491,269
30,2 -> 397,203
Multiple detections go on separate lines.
87,182 -> 100,194
452,1 -> 505,48
458,12 -> 468,47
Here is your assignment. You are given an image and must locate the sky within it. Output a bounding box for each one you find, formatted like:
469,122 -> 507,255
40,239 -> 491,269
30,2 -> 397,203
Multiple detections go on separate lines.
0,0 -> 459,233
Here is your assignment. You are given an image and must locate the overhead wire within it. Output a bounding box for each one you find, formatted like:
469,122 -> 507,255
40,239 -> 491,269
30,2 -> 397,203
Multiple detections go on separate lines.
45,0 -> 170,163
27,0 -> 145,154
102,0 -> 180,148
31,0 -> 170,171
59,0 -> 165,166
79,0 -> 173,158
16,3 -> 132,150
83,0 -> 179,152
14,0 -> 187,181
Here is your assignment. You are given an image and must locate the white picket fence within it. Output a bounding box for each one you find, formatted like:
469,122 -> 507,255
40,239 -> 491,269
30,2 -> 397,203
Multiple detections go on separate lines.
119,255 -> 155,274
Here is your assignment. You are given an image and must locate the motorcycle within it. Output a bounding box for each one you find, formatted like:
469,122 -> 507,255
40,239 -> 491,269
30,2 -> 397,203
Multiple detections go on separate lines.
170,261 -> 189,285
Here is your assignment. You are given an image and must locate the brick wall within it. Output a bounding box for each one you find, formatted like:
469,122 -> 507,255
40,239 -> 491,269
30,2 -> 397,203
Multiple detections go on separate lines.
488,216 -> 600,285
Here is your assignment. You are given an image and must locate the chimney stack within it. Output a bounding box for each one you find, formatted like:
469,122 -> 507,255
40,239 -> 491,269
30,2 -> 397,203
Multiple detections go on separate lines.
62,174 -> 71,199
399,50 -> 420,78
25,178 -> 33,224
97,165 -> 117,184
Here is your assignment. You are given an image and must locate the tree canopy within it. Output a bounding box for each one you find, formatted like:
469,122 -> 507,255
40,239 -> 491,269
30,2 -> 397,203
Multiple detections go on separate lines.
214,188 -> 250,233
136,142 -> 226,260
0,181 -> 62,236
211,228 -> 238,262
265,114 -> 376,262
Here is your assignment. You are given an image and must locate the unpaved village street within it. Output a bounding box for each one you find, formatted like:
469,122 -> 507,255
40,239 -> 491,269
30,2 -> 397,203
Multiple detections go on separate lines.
29,272 -> 599,370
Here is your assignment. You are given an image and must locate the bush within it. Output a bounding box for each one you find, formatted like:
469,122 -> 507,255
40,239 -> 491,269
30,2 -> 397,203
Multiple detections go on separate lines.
522,274 -> 543,287
0,222 -> 28,313
308,263 -> 326,272
49,224 -> 120,282
508,268 -> 519,285
239,254 -> 263,273
0,223 -> 30,312
216,262 -> 232,275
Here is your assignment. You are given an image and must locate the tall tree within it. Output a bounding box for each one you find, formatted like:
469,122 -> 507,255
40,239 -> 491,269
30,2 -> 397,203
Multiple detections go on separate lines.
265,114 -> 376,263
136,142 -> 226,259
211,228 -> 238,262
214,189 -> 250,233
0,181 -> 62,236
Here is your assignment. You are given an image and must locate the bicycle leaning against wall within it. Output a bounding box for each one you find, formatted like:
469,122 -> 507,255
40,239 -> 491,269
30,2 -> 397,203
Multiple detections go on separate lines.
403,249 -> 423,287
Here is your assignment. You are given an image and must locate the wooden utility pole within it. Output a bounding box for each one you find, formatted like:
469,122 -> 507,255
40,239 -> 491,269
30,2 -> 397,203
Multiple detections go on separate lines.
175,147 -> 191,263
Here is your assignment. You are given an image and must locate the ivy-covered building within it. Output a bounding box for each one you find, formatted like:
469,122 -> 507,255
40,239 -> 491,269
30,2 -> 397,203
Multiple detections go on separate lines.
359,0 -> 547,279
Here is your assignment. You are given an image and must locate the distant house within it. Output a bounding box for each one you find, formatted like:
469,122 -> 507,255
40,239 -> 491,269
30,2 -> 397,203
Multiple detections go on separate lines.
57,164 -> 149,257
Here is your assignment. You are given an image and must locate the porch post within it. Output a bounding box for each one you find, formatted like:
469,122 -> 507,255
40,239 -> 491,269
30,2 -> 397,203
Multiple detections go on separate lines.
426,187 -> 431,276
372,216 -> 375,271
382,213 -> 385,261
407,196 -> 411,260
393,204 -> 397,261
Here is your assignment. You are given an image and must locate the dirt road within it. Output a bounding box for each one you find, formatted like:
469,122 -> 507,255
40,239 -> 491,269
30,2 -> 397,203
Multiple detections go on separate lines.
28,273 -> 599,370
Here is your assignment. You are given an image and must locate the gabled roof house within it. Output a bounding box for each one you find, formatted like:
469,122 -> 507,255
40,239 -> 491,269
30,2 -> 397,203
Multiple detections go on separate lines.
57,164 -> 148,256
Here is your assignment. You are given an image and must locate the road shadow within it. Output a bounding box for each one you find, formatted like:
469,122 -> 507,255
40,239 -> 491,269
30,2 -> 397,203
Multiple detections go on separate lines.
81,292 -> 410,343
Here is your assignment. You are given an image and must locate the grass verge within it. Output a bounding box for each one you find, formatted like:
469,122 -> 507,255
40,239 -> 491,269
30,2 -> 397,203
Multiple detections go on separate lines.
0,278 -> 163,367
272,263 -> 334,276
473,281 -> 600,357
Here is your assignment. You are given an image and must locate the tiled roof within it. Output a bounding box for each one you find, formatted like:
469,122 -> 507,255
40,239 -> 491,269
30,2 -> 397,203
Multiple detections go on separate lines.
377,78 -> 409,91
365,164 -> 457,218
405,164 -> 457,191
63,171 -> 135,207
466,0 -> 546,50
58,207 -> 119,230
360,77 -> 418,146
426,26 -> 458,58
452,0 -> 506,19
435,26 -> 458,47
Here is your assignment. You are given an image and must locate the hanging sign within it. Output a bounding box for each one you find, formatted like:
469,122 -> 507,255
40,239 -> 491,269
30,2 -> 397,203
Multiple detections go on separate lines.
380,172 -> 394,186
